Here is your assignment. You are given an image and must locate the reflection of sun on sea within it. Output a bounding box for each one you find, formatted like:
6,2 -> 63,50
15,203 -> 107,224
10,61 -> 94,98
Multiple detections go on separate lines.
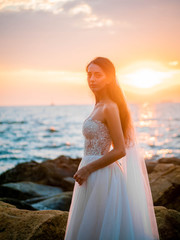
134,98 -> 173,161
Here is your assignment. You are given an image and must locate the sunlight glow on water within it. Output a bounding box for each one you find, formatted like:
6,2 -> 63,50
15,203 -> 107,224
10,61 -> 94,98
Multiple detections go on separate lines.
0,103 -> 180,173
132,102 -> 180,161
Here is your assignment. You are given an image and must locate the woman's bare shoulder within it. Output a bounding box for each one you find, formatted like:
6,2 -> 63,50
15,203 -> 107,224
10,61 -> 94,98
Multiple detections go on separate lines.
103,101 -> 118,112
102,101 -> 119,121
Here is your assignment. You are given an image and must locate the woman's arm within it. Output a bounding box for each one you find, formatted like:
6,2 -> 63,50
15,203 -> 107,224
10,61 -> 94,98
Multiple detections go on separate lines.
86,103 -> 126,173
73,103 -> 126,185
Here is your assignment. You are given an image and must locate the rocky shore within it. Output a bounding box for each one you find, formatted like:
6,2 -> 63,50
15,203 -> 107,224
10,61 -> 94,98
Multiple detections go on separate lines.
0,155 -> 180,240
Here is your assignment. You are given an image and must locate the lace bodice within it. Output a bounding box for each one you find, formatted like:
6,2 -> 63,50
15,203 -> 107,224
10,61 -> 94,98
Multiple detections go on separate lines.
82,116 -> 112,156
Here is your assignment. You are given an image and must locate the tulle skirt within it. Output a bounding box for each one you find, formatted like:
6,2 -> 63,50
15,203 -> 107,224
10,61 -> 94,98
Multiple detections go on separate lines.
64,155 -> 137,240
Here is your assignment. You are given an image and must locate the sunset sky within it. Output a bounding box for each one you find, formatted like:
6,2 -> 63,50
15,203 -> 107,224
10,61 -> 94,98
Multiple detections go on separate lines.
0,0 -> 180,106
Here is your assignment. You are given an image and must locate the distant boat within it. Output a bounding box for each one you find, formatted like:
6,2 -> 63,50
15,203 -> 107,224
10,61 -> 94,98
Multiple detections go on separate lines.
50,102 -> 55,106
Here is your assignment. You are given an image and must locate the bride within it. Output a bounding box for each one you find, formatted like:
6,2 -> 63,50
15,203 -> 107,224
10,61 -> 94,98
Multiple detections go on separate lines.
64,57 -> 159,240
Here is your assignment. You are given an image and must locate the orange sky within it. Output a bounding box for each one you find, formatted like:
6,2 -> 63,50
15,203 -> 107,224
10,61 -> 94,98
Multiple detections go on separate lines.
0,0 -> 180,106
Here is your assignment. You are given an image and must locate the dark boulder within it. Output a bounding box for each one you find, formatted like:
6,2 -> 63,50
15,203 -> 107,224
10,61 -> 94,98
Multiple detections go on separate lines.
31,192 -> 73,211
0,155 -> 81,191
0,198 -> 36,210
0,181 -> 63,200
155,206 -> 180,240
149,163 -> 180,211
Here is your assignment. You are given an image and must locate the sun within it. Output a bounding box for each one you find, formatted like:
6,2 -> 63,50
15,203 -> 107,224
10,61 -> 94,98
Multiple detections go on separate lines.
124,68 -> 165,88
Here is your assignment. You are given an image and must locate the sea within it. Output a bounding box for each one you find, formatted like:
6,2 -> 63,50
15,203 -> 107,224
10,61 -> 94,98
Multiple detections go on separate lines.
0,103 -> 180,174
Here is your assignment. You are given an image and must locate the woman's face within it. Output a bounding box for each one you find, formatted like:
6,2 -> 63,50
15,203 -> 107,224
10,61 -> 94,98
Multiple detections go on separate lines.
87,63 -> 109,93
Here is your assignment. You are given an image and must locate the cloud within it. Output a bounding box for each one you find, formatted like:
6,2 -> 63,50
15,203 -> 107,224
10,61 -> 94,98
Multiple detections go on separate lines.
0,0 -> 114,29
0,0 -> 179,72
0,0 -> 74,14
68,2 -> 113,28
84,16 -> 113,28
69,3 -> 91,15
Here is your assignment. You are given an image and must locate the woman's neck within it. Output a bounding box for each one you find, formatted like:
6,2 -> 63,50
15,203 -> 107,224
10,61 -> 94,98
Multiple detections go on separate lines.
95,88 -> 111,104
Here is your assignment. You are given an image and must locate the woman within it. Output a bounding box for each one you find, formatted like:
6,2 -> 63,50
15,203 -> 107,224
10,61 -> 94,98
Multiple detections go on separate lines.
64,57 -> 159,240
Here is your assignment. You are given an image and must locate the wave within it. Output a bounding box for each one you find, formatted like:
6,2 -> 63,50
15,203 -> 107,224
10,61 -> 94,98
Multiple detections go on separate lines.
0,121 -> 27,124
36,143 -> 72,149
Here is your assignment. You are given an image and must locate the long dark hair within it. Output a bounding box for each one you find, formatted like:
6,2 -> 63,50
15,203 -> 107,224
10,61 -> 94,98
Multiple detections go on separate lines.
86,57 -> 135,148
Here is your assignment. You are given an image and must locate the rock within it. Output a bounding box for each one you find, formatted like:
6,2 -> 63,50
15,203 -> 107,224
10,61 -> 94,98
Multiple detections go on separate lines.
0,184 -> 32,200
1,201 -> 179,240
145,161 -> 157,174
145,157 -> 180,174
0,182 -> 63,200
0,155 -> 81,190
60,177 -> 75,191
158,157 -> 180,165
32,192 -> 73,211
0,201 -> 68,240
0,198 -> 36,210
1,155 -> 180,212
149,163 -> 180,211
24,196 -> 52,204
155,206 -> 180,240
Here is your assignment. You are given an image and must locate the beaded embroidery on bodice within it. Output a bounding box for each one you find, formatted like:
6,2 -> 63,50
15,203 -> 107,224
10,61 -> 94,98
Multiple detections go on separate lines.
82,116 -> 112,156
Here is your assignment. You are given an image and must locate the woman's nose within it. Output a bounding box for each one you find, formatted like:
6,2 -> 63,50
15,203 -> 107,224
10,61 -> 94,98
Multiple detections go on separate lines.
90,75 -> 95,82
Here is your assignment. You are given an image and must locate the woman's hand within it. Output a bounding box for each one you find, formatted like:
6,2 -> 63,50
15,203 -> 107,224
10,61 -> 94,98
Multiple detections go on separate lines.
73,166 -> 91,185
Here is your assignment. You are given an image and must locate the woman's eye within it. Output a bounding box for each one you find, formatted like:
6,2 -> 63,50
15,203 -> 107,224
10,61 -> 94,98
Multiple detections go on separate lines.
95,73 -> 102,78
87,72 -> 102,78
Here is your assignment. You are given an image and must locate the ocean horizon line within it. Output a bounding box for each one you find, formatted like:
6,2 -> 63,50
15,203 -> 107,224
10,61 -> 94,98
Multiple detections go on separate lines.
0,100 -> 180,108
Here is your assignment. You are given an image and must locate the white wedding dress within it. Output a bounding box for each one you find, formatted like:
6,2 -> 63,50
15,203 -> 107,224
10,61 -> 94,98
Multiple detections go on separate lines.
64,116 -> 159,240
